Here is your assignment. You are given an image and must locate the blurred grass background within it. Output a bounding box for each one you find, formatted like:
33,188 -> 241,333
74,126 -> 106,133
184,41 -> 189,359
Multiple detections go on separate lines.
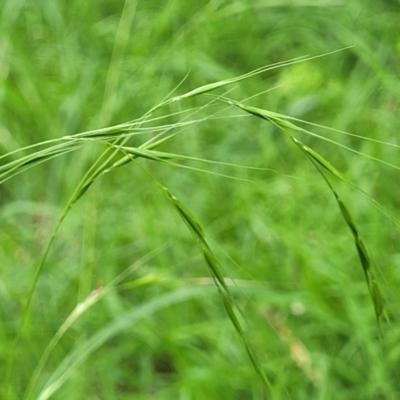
1,0 -> 400,399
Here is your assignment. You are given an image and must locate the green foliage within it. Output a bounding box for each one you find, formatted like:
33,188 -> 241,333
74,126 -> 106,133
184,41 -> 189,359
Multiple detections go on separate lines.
1,1 -> 400,399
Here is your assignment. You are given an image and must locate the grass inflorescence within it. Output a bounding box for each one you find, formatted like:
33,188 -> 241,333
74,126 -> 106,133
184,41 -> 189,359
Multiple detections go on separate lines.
1,1 -> 399,399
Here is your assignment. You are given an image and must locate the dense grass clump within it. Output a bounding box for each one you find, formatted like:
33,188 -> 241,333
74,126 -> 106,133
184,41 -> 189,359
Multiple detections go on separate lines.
1,1 -> 400,399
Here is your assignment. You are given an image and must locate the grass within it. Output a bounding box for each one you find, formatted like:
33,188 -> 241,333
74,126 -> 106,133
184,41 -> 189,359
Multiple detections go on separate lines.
1,1 -> 400,399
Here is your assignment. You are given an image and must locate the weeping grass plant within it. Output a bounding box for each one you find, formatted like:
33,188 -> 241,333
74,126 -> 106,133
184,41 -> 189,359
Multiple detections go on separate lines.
1,48 -> 397,399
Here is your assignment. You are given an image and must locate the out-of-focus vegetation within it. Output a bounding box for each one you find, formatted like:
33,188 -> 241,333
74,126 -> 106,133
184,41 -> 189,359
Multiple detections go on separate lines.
1,1 -> 399,399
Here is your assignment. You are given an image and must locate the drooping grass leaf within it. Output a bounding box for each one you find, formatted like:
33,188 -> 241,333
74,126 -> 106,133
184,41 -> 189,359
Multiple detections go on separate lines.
35,286 -> 216,400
